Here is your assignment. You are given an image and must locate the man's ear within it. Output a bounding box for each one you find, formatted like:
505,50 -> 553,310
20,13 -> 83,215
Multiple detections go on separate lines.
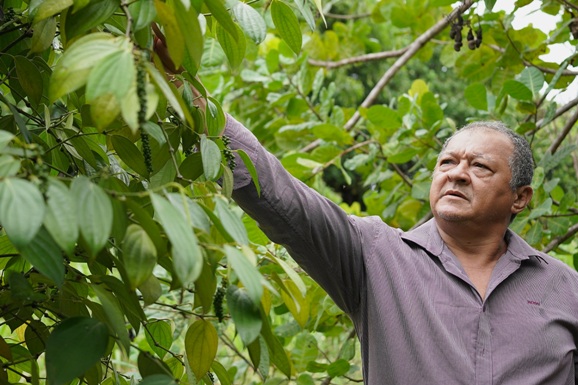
512,185 -> 533,214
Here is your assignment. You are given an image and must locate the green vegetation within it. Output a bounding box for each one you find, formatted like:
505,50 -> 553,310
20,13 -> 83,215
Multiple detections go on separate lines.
0,0 -> 577,384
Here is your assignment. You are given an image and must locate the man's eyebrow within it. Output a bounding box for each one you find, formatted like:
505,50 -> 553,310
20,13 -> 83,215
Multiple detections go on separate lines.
440,150 -> 494,161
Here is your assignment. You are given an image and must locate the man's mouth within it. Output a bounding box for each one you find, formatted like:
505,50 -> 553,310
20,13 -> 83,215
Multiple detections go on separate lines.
443,190 -> 467,199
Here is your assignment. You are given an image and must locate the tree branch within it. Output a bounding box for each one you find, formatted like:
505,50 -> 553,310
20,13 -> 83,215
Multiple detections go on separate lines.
487,44 -> 578,76
535,97 -> 578,130
308,48 -> 408,69
543,222 -> 578,253
301,0 -> 475,153
547,107 -> 578,154
323,12 -> 371,20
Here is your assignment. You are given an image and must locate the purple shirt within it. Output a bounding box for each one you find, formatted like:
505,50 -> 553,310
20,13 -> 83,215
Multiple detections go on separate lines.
225,115 -> 578,384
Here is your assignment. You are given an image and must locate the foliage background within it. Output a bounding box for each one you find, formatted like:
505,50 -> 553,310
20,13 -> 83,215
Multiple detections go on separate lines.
0,0 -> 577,384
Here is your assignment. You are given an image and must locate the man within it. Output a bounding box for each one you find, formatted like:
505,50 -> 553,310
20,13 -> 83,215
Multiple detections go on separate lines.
152,32 -> 578,383
223,114 -> 578,384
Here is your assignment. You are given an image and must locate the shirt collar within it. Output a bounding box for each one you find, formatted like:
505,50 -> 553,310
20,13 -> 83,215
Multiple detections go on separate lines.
400,218 -> 539,262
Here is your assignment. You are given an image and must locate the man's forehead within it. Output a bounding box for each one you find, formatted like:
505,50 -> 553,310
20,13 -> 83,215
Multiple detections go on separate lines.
441,128 -> 513,157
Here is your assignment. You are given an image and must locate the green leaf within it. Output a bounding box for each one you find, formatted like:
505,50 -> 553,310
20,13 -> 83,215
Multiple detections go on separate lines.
64,0 -> 120,40
128,0 -> 156,31
525,220 -> 543,246
227,285 -> 262,345
364,105 -> 401,130
237,150 -> 260,196
122,224 -> 157,290
231,1 -> 267,44
91,283 -> 131,354
30,17 -> 57,53
150,193 -> 203,286
20,227 -> 65,287
71,176 -> 113,257
205,0 -> 239,40
49,33 -> 128,101
518,67 -> 544,100
200,134 -> 222,180
260,310 -> 291,378
24,320 -> 50,357
45,317 -> 109,385
155,1 -> 185,69
86,50 -> 135,102
292,0 -> 316,31
139,374 -> 178,385
206,97 -> 226,137
99,275 -> 146,333
211,361 -> 232,385
214,198 -> 249,245
0,155 -> 20,178
0,131 -> 14,151
43,179 -> 78,256
166,193 -> 211,233
0,178 -> 45,248
271,1 -> 302,55
111,135 -> 149,178
185,319 -> 218,380
145,320 -> 173,359
464,82 -> 488,111
14,56 -> 43,108
217,23 -> 246,71
33,0 -> 73,21
179,152 -> 204,181
528,198 -> 552,220
145,62 -> 191,123
327,359 -> 350,378
503,80 -> 533,101
484,0 -> 496,11
173,0 -> 204,75
224,245 -> 263,305
310,0 -> 326,26
139,274 -> 163,306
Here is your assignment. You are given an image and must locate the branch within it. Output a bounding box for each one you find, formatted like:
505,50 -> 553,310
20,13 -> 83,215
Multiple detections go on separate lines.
323,12 -> 371,20
543,222 -> 578,253
308,48 -> 408,69
487,44 -> 578,76
301,0 -> 475,153
535,97 -> 578,130
547,107 -> 578,154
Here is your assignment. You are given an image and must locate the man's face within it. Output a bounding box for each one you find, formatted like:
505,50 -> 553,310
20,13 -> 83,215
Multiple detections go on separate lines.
429,128 -> 519,226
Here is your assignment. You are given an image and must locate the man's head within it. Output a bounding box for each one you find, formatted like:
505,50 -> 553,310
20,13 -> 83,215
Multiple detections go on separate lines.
440,121 -> 534,191
430,122 -> 534,226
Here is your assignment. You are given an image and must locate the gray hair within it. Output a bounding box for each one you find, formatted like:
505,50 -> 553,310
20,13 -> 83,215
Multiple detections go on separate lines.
440,121 -> 534,190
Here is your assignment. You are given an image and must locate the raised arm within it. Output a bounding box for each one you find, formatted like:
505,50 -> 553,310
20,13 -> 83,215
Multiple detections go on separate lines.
225,115 -> 366,313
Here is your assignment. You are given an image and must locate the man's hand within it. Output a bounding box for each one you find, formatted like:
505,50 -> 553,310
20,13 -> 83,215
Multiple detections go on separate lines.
151,23 -> 207,110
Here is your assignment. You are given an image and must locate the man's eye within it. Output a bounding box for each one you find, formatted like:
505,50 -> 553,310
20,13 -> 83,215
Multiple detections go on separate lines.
474,163 -> 487,169
440,159 -> 453,165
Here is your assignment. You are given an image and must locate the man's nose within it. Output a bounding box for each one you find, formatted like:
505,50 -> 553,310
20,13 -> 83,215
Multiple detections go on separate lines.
446,161 -> 470,183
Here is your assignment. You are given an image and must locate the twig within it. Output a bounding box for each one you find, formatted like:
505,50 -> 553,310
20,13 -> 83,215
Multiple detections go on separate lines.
285,69 -> 324,121
308,48 -> 408,69
543,222 -> 578,253
535,97 -> 578,131
301,0 -> 475,153
391,164 -> 413,187
547,107 -> 578,154
158,120 -> 185,180
323,12 -> 371,20
120,0 -> 133,38
305,139 -> 376,182
487,44 -> 578,76
219,334 -> 264,380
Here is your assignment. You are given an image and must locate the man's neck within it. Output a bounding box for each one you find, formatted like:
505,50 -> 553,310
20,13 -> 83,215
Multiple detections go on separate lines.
435,219 -> 509,267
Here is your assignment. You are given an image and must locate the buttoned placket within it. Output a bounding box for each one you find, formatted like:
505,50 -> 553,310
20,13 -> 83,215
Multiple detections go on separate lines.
437,248 -> 526,385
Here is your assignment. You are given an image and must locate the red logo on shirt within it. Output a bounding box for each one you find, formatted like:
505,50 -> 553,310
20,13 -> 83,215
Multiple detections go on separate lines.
527,300 -> 540,306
